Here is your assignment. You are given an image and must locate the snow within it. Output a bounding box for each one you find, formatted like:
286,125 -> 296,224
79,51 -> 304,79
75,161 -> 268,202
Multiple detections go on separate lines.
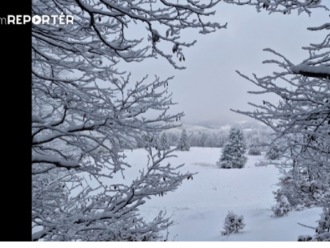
114,147 -> 322,241
290,64 -> 330,77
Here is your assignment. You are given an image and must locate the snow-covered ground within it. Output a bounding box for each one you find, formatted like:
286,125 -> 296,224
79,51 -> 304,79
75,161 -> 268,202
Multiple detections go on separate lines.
119,147 -> 322,241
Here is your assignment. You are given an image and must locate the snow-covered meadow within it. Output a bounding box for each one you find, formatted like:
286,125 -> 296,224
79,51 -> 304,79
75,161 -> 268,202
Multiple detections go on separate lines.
113,147 -> 322,241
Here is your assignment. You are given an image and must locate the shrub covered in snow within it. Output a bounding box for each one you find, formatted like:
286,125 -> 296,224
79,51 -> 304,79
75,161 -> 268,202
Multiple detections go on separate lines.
271,195 -> 291,217
217,127 -> 247,169
248,137 -> 262,155
265,145 -> 281,160
273,167 -> 330,209
248,145 -> 262,155
254,160 -> 268,167
221,211 -> 245,235
297,235 -> 313,241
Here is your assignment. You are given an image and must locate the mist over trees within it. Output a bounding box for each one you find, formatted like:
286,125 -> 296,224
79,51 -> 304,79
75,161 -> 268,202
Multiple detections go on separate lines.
162,126 -> 271,150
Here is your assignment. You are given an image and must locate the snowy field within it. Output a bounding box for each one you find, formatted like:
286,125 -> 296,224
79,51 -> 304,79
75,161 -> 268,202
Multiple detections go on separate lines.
116,147 -> 322,241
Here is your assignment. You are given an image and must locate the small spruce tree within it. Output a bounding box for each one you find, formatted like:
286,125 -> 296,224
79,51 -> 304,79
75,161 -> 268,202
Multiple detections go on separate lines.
217,127 -> 247,169
158,132 -> 170,150
177,129 -> 190,151
221,211 -> 245,235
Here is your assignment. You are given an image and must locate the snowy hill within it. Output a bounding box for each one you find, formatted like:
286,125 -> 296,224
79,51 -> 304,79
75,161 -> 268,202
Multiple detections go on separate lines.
117,147 -> 322,241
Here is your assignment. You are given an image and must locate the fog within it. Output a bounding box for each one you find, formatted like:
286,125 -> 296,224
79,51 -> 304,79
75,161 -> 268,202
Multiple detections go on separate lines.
116,2 -> 329,125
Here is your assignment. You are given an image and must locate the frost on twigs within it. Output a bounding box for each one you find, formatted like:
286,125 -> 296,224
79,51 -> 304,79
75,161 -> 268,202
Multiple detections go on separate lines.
265,145 -> 281,160
222,0 -> 329,16
32,0 -> 224,241
221,211 -> 246,235
226,0 -> 329,241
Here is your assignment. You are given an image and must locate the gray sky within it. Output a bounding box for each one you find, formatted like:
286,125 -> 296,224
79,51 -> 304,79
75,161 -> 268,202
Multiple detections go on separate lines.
117,2 -> 330,125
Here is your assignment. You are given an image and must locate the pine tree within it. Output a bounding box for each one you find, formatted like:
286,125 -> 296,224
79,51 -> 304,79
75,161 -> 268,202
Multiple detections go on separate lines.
158,132 -> 170,150
177,129 -> 190,151
221,211 -> 245,235
217,127 -> 247,169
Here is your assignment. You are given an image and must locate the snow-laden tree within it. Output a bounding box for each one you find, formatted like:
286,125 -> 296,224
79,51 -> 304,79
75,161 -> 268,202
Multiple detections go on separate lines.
32,0 -> 226,241
312,207 -> 330,241
221,211 -> 245,235
265,145 -> 281,160
224,0 -> 329,15
217,127 -> 247,169
230,0 -> 330,182
167,132 -> 179,147
231,0 -> 330,201
298,207 -> 330,241
248,136 -> 262,155
177,129 -> 190,151
157,132 -> 170,151
271,195 -> 291,217
273,166 -> 330,209
227,0 -> 329,241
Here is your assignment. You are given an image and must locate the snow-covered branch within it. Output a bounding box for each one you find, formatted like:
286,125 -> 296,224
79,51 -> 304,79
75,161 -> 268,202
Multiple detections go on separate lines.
32,0 -> 223,241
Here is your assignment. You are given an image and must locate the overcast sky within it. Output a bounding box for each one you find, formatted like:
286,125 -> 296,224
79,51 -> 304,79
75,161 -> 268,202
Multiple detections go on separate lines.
117,2 -> 330,126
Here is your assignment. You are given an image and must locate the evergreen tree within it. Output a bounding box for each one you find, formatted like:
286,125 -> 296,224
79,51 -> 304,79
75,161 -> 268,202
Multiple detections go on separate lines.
221,211 -> 245,235
271,195 -> 291,217
217,127 -> 247,169
158,132 -> 170,150
177,129 -> 190,151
